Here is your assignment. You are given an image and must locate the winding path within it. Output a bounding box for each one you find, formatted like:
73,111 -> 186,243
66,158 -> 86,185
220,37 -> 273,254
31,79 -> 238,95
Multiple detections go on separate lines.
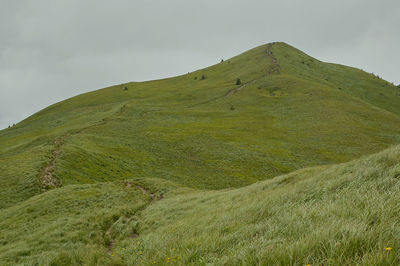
106,182 -> 162,254
38,136 -> 66,191
265,43 -> 281,75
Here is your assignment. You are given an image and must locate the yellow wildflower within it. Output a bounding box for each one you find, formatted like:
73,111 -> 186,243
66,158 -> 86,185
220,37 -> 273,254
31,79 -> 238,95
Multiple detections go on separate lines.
386,247 -> 392,251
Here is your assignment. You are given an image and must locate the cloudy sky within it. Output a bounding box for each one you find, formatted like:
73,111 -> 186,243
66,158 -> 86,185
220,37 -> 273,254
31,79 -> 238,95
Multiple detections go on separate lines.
1,0 -> 399,129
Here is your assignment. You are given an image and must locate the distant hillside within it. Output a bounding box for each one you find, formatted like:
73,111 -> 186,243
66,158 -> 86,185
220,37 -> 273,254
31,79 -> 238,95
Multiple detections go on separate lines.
0,42 -> 400,264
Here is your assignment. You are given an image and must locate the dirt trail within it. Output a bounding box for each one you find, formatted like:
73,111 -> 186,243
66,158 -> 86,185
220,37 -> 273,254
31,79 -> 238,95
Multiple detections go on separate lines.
38,136 -> 67,191
266,43 -> 281,75
135,184 -> 156,201
225,80 -> 257,97
126,181 -> 161,202
185,80 -> 258,107
106,228 -> 115,254
106,182 -> 162,254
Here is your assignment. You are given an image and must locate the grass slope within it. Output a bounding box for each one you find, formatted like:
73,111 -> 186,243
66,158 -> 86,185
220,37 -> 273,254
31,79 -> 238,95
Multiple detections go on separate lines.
1,144 -> 399,265
0,42 -> 400,264
129,144 -> 400,265
0,178 -> 162,265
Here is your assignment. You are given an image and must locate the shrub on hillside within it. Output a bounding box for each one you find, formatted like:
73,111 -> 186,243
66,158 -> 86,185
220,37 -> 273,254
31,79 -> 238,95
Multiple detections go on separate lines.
236,78 -> 241,85
200,74 -> 206,80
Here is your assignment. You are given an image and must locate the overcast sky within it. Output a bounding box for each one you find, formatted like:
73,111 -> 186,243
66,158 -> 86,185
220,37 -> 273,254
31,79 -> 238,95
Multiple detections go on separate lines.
1,0 -> 399,129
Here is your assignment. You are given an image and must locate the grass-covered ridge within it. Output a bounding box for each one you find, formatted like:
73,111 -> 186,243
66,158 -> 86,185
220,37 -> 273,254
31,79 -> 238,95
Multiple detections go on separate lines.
0,42 -> 400,264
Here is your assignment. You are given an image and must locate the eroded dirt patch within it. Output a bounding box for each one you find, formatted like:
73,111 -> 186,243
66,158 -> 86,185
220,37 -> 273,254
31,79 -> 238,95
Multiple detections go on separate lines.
38,136 -> 67,191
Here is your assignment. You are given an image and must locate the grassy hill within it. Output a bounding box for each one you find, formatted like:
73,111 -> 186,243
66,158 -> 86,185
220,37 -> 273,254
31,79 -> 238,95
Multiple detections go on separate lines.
1,143 -> 400,265
0,42 -> 400,265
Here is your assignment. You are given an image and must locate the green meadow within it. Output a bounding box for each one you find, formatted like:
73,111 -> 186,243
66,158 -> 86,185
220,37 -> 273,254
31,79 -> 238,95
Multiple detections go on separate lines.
1,42 -> 400,265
